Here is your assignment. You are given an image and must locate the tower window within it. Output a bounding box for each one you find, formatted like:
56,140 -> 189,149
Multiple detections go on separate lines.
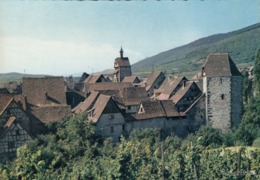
221,94 -> 225,100
110,126 -> 114,134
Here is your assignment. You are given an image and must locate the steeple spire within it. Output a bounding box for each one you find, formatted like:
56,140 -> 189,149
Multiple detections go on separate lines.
120,47 -> 124,58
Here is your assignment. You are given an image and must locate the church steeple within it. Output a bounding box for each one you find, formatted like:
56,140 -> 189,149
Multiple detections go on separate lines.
120,47 -> 124,58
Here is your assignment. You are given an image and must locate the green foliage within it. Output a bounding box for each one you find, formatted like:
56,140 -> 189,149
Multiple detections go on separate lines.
196,126 -> 223,147
1,117 -> 260,179
254,49 -> 260,94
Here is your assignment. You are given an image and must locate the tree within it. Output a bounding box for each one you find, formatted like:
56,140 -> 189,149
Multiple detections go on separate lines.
254,49 -> 260,95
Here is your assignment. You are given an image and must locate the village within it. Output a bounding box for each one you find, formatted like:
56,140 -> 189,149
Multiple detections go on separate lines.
0,47 -> 245,160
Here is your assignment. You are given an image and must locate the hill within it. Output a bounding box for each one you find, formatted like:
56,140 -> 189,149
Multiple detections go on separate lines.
132,23 -> 260,78
0,73 -> 49,86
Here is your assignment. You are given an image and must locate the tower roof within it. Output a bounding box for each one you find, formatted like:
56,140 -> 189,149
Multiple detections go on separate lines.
202,53 -> 241,77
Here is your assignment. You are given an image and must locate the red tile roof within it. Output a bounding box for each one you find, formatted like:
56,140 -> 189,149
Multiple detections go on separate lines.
0,95 -> 13,115
122,76 -> 141,83
83,74 -> 106,84
22,77 -> 67,106
4,116 -> 16,128
72,91 -> 100,114
114,57 -> 131,67
88,94 -> 121,123
156,76 -> 187,100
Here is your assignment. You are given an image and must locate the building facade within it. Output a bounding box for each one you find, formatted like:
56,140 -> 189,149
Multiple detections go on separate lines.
202,54 -> 242,132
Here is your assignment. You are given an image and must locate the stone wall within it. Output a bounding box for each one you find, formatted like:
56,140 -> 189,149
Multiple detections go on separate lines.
127,117 -> 190,138
231,76 -> 243,128
204,76 -> 232,132
96,113 -> 125,142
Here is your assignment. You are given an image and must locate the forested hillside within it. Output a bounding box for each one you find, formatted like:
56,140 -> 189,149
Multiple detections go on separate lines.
132,23 -> 260,77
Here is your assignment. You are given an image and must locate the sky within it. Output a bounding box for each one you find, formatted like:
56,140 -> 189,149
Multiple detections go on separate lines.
0,0 -> 259,76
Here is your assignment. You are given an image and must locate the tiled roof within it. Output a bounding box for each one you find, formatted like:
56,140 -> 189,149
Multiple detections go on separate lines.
156,76 -> 187,100
146,71 -> 165,88
202,53 -> 241,77
171,82 -> 194,104
72,91 -> 100,114
22,77 -> 67,106
85,82 -> 133,93
117,87 -> 148,106
4,116 -> 16,128
0,95 -> 13,115
122,76 -> 141,83
83,74 -> 106,84
114,57 -> 131,67
0,95 -> 28,115
88,94 -> 121,123
133,100 -> 185,120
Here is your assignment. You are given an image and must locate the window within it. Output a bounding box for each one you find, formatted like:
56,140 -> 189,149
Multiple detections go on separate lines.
122,125 -> 125,131
16,129 -> 20,136
221,94 -> 225,100
110,126 -> 114,134
220,77 -> 223,84
109,115 -> 114,120
8,141 -> 15,149
127,106 -> 131,110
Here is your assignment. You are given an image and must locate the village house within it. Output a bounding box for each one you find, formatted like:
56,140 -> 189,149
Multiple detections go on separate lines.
113,47 -> 132,82
87,94 -> 125,142
114,87 -> 149,114
126,100 -> 188,137
0,117 -> 32,161
144,71 -> 166,96
171,81 -> 202,112
154,76 -> 188,100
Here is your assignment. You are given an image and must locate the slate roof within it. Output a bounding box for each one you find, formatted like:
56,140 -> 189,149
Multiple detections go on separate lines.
133,100 -> 185,120
72,91 -> 100,114
122,76 -> 141,83
202,53 -> 241,77
114,57 -> 131,67
88,94 -> 121,123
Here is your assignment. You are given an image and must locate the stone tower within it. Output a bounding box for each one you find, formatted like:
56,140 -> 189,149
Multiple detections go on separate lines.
202,53 -> 242,132
113,47 -> 132,82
